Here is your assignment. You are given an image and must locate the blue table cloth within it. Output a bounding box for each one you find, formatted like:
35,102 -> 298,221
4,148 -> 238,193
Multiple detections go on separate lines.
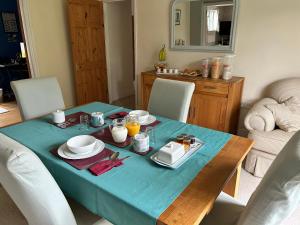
0,102 -> 232,225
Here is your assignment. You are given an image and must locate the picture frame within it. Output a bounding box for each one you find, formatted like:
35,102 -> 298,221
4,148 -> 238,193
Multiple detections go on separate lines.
175,9 -> 181,25
1,12 -> 18,33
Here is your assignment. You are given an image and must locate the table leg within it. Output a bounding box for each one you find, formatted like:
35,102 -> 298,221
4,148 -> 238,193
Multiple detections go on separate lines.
223,164 -> 241,199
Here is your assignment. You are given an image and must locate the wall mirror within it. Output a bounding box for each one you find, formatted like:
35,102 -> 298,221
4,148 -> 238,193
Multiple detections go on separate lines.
170,0 -> 239,52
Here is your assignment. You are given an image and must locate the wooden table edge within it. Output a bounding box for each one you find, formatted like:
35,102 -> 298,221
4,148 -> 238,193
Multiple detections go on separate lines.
157,135 -> 254,225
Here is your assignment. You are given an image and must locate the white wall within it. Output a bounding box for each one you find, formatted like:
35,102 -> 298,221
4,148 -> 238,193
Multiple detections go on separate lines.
135,0 -> 300,108
27,0 -> 75,107
104,0 -> 134,103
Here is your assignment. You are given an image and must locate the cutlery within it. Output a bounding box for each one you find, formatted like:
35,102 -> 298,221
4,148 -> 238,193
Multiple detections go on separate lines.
109,152 -> 120,165
85,152 -> 119,170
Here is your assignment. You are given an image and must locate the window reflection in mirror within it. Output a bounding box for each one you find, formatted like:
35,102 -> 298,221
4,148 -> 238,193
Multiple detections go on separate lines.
171,0 -> 238,52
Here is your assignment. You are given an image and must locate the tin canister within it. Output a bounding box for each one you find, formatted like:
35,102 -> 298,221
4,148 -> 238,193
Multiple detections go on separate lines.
91,112 -> 104,127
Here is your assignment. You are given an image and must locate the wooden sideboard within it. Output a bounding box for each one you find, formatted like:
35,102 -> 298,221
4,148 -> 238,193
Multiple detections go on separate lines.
141,71 -> 244,134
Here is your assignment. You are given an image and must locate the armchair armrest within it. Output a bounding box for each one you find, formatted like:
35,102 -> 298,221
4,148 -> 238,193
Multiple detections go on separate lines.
244,98 -> 278,132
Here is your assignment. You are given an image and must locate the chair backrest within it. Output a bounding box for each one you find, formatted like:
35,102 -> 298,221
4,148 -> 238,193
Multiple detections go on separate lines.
266,78 -> 300,103
147,78 -> 195,123
237,131 -> 300,225
11,77 -> 65,120
0,133 -> 77,225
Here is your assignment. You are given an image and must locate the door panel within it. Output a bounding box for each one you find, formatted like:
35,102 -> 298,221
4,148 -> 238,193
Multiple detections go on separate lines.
68,0 -> 108,105
188,94 -> 228,131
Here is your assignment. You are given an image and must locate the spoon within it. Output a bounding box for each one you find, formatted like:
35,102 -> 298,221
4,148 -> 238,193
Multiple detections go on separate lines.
86,151 -> 119,169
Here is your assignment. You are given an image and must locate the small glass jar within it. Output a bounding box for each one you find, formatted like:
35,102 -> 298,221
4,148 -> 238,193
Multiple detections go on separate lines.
183,136 -> 191,151
176,135 -> 185,144
189,135 -> 196,145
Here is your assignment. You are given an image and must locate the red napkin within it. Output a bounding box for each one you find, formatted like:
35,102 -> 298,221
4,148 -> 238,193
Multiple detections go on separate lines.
141,120 -> 161,131
89,159 -> 123,176
108,111 -> 128,120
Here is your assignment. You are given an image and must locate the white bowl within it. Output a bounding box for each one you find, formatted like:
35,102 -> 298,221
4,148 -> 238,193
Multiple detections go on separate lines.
129,110 -> 149,123
67,135 -> 96,154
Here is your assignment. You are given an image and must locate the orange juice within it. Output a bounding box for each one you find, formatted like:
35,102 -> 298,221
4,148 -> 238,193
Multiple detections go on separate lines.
126,122 -> 141,137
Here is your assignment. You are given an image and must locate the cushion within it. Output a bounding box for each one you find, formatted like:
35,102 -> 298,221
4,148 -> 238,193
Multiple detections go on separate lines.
266,97 -> 300,132
248,129 -> 294,155
266,78 -> 300,103
237,131 -> 300,225
244,98 -> 277,132
200,192 -> 245,225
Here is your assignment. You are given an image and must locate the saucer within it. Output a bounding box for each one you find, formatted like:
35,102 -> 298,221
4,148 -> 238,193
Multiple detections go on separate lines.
140,115 -> 156,126
58,140 -> 105,160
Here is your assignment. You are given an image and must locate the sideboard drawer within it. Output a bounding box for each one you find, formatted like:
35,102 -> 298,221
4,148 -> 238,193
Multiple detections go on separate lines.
196,82 -> 229,95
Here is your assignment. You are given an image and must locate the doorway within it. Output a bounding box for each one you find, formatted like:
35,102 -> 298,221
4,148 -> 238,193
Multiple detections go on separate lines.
0,0 -> 29,126
104,0 -> 135,109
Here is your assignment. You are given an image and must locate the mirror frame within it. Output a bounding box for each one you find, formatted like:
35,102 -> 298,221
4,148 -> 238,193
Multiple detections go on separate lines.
170,0 -> 239,53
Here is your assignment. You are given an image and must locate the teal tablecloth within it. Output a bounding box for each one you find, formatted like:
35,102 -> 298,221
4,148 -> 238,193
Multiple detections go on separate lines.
0,102 -> 232,225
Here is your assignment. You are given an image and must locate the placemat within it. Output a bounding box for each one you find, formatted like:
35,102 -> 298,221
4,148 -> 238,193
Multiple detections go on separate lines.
52,112 -> 90,129
91,127 -> 132,148
51,147 -> 113,170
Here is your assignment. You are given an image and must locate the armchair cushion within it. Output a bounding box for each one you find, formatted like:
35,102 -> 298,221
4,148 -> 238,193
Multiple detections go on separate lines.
244,98 -> 277,132
266,97 -> 300,132
248,129 -> 295,155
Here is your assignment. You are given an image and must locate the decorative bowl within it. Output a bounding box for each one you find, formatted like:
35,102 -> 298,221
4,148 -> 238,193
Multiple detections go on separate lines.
129,110 -> 149,124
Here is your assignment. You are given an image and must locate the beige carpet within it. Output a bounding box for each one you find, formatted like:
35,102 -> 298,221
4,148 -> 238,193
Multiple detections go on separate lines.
0,169 -> 299,225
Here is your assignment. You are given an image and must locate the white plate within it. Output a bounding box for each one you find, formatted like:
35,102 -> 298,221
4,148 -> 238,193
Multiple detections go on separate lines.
150,139 -> 204,169
58,140 -> 105,160
140,115 -> 157,126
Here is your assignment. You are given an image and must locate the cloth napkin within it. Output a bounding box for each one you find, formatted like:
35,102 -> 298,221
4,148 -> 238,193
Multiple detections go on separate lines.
89,159 -> 124,176
141,120 -> 161,131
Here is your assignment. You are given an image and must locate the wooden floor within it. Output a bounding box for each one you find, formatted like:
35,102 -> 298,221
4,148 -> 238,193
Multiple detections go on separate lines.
112,95 -> 135,109
0,102 -> 22,128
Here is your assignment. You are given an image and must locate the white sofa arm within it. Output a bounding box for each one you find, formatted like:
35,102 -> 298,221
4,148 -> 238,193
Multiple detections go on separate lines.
244,98 -> 278,132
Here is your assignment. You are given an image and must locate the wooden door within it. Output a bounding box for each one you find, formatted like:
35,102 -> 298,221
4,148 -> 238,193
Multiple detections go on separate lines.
188,94 -> 228,131
68,0 -> 108,105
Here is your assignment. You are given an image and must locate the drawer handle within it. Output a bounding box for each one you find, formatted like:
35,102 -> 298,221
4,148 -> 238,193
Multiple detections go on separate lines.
203,86 -> 216,90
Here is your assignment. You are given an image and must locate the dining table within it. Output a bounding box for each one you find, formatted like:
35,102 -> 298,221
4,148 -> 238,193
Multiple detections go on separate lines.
0,102 -> 253,225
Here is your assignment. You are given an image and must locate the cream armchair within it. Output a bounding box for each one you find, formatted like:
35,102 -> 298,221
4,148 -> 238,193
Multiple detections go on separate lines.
244,78 -> 300,177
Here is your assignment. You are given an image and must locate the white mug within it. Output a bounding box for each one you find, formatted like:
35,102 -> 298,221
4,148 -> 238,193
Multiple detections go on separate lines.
133,132 -> 149,152
52,110 -> 65,124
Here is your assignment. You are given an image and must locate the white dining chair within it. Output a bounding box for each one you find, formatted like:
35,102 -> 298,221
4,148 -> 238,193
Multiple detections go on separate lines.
200,131 -> 300,225
11,77 -> 65,120
0,133 -> 112,225
147,78 -> 195,123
